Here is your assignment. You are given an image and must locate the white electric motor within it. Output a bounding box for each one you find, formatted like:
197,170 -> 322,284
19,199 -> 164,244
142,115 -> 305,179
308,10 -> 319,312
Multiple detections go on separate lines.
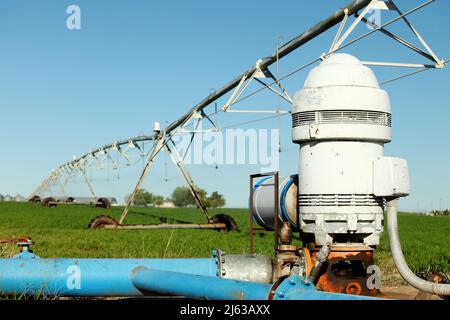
291,53 -> 409,246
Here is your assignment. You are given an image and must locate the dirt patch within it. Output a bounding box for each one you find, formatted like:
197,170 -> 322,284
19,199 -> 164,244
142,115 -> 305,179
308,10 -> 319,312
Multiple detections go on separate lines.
0,243 -> 18,258
381,286 -> 442,300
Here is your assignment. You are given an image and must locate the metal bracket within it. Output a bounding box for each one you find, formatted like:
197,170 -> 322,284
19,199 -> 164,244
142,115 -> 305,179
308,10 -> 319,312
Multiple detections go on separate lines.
329,0 -> 376,53
222,60 -> 292,113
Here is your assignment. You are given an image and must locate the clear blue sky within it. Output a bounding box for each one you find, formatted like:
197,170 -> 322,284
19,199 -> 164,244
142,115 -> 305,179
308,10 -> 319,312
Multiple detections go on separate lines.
0,0 -> 449,211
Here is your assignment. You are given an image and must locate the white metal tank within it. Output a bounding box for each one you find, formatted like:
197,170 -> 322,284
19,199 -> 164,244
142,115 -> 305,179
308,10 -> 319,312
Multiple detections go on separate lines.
251,175 -> 298,230
291,53 -> 409,246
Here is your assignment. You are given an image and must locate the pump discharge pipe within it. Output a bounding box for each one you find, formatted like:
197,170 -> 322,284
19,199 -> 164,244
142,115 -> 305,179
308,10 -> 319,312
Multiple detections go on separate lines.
130,268 -> 377,300
387,199 -> 450,297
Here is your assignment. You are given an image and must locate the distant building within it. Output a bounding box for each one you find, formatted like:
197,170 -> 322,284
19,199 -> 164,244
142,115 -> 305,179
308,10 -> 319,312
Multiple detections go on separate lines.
3,195 -> 13,201
110,197 -> 119,206
157,201 -> 175,208
14,195 -> 25,202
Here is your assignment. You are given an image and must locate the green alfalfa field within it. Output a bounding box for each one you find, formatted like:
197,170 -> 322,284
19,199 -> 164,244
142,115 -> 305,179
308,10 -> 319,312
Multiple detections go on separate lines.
0,201 -> 449,286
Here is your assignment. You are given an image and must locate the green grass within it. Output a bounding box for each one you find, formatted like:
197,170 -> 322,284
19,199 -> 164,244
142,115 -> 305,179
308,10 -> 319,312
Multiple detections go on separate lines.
0,201 -> 448,286
0,201 -> 276,258
376,213 -> 450,285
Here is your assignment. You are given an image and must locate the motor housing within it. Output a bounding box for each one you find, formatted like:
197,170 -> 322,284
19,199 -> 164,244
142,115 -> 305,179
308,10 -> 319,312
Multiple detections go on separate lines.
291,53 -> 409,246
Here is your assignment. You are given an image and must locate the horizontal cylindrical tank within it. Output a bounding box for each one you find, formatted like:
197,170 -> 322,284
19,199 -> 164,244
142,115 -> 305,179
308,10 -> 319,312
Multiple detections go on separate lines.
219,254 -> 273,283
251,175 -> 298,230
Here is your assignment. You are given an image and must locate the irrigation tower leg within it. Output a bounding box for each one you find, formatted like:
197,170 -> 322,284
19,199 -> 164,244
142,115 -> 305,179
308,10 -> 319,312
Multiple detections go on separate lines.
36,176 -> 53,198
80,168 -> 97,199
166,141 -> 212,223
57,177 -> 67,198
118,133 -> 167,225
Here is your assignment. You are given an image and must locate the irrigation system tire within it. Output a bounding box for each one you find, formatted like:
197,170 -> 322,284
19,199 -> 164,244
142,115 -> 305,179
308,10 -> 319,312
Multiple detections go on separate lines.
42,197 -> 56,207
29,195 -> 41,203
88,215 -> 118,229
96,198 -> 111,209
211,214 -> 238,232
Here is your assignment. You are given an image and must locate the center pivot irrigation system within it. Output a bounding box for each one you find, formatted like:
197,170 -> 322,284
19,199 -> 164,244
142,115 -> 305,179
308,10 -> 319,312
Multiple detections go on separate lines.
9,0 -> 448,299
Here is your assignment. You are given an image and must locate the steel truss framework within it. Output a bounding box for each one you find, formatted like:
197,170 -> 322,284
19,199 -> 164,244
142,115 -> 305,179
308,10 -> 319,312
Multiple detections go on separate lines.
32,0 -> 448,226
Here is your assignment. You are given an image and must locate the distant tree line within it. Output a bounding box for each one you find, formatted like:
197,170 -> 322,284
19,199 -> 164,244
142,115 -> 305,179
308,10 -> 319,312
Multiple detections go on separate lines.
125,190 -> 165,207
125,187 -> 225,208
0,194 -> 25,202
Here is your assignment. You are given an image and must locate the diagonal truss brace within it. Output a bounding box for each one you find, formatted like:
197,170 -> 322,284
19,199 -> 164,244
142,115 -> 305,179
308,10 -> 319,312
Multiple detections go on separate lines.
118,132 -> 167,225
327,0 -> 445,69
166,138 -> 212,223
222,61 -> 292,113
357,14 -> 436,62
329,0 -> 375,52
117,128 -> 213,225
387,0 -> 441,64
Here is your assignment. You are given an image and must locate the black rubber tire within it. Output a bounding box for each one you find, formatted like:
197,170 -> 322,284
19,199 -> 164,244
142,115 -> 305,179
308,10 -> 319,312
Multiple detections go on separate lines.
29,195 -> 41,203
211,214 -> 238,232
88,215 -> 118,229
42,197 -> 56,207
96,197 -> 111,209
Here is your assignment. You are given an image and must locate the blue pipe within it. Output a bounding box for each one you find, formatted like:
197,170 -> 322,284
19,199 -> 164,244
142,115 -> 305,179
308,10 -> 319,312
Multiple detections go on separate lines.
131,269 -> 380,300
132,267 -> 273,300
0,254 -> 218,297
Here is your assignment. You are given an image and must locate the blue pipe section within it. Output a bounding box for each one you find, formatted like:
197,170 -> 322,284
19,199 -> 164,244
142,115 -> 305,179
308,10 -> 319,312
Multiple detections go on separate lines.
131,269 -> 380,300
132,267 -> 273,300
0,254 -> 218,297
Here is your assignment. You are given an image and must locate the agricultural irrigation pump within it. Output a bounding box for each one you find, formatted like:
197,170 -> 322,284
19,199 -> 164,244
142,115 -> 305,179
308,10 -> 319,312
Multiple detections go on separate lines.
253,53 -> 414,296
4,0 -> 450,299
253,53 -> 449,298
